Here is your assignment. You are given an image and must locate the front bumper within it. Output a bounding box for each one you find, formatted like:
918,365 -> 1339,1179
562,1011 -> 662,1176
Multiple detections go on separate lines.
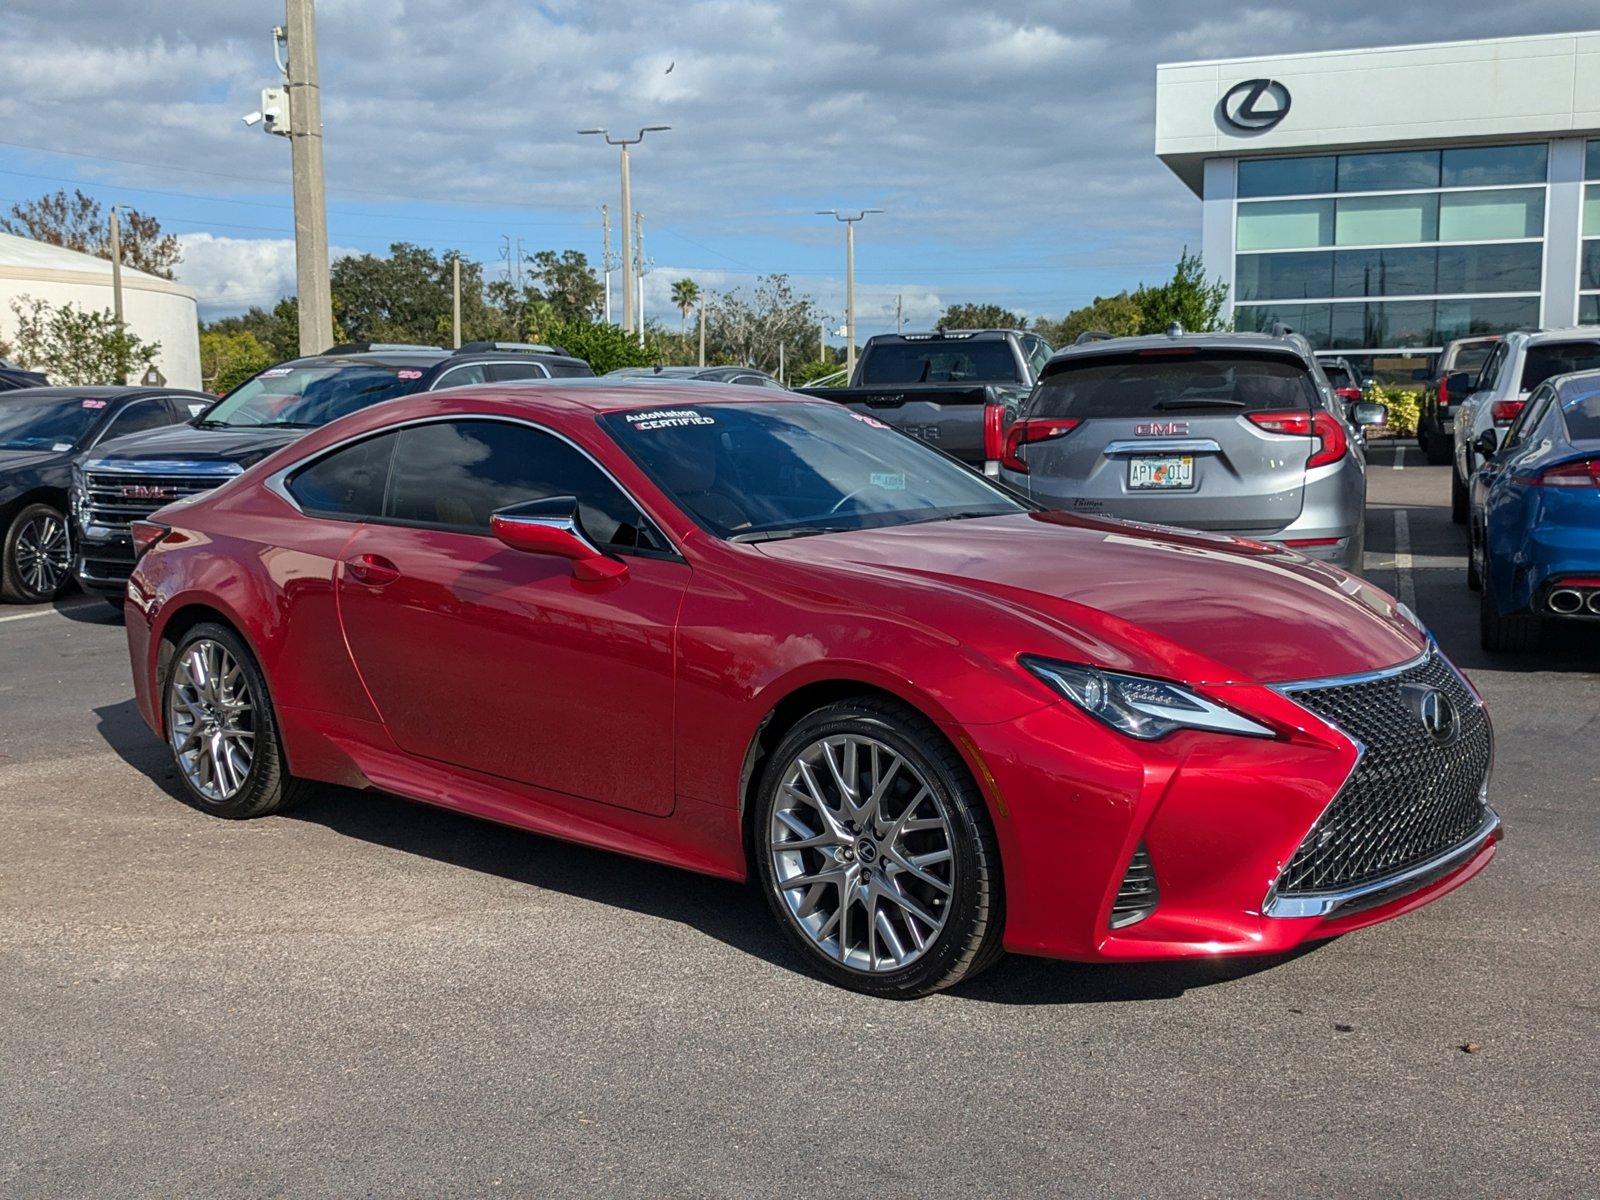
73,524 -> 136,596
958,650 -> 1496,963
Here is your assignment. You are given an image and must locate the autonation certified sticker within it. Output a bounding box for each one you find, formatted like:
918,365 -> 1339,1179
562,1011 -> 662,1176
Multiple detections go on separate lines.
626,408 -> 717,431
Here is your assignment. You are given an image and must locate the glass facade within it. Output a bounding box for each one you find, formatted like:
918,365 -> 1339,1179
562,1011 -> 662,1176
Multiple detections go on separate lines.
1234,143 -> 1548,352
1583,140 -> 1600,326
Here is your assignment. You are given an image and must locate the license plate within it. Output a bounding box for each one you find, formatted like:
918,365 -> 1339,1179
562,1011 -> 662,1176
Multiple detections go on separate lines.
1128,455 -> 1194,489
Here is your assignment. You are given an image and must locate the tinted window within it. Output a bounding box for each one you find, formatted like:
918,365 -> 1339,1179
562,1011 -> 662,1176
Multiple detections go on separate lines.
385,420 -> 652,549
545,362 -> 594,378
601,402 -> 1023,540
1582,242 -> 1600,291
1583,295 -> 1600,325
1562,387 -> 1600,439
1437,243 -> 1542,294
1503,386 -> 1554,449
431,363 -> 488,388
1334,247 -> 1436,296
1033,352 -> 1316,418
1236,252 -> 1333,300
486,362 -> 548,382
1337,150 -> 1440,192
287,432 -> 399,518
1521,342 -> 1600,390
1449,342 -> 1498,376
205,362 -> 429,428
100,399 -> 176,440
1237,156 -> 1336,198
857,340 -> 1021,385
1321,362 -> 1353,388
0,394 -> 106,450
1441,144 -> 1547,187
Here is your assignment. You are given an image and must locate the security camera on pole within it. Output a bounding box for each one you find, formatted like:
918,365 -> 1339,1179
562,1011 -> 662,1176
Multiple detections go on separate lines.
816,208 -> 882,378
241,0 -> 333,357
577,126 -> 669,334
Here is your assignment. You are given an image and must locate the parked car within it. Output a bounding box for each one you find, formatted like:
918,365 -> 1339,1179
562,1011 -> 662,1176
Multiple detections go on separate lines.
1450,328 -> 1600,523
1468,368 -> 1600,651
123,382 -> 1497,998
606,365 -> 788,389
1418,335 -> 1498,466
0,358 -> 50,393
999,330 -> 1386,572
795,328 -> 1052,472
0,385 -> 209,603
72,341 -> 593,603
1316,355 -> 1380,450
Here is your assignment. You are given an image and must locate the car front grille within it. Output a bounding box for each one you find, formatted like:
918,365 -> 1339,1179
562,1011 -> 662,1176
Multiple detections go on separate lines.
1276,651 -> 1491,896
1109,843 -> 1158,928
82,468 -> 235,531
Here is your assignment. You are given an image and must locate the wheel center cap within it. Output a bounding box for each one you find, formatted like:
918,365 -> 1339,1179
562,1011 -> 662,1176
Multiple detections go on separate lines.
856,840 -> 879,864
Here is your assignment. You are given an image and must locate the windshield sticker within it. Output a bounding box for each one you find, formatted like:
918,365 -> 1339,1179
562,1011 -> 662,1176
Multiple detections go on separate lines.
849,411 -> 888,429
870,472 -> 906,491
397,369 -> 424,380
187,403 -> 209,416
52,442 -> 73,452
258,367 -> 292,378
626,408 -> 717,431
81,398 -> 108,409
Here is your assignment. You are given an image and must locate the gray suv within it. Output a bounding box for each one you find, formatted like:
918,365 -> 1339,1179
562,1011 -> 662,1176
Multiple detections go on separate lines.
999,330 -> 1383,572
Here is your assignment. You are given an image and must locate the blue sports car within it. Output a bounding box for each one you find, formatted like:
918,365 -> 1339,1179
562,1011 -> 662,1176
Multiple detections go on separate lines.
1469,368 -> 1600,651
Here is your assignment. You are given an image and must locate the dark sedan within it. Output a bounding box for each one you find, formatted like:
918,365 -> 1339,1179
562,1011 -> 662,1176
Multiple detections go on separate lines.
0,386 -> 210,603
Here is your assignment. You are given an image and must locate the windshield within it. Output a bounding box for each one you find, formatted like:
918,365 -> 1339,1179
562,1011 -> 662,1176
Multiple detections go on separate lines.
858,340 -> 1021,385
1321,362 -> 1353,388
1452,342 -> 1496,376
601,401 -> 1026,540
1033,351 -> 1317,418
0,395 -> 107,451
202,362 -> 426,428
1521,342 -> 1600,392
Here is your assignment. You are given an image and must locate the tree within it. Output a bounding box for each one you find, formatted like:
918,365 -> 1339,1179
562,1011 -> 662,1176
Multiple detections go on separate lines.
199,329 -> 273,394
1131,249 -> 1228,334
938,302 -> 1025,330
524,315 -> 673,375
330,242 -> 463,345
7,296 -> 160,385
704,274 -> 821,372
203,300 -> 300,362
1035,292 -> 1142,347
671,279 -> 701,337
526,250 -> 604,324
1,189 -> 181,278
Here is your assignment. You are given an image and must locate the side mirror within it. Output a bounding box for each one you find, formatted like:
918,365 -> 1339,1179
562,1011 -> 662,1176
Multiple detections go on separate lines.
1410,367 -> 1431,382
1445,371 -> 1475,399
1473,429 -> 1500,459
1353,401 -> 1388,429
490,496 -> 627,581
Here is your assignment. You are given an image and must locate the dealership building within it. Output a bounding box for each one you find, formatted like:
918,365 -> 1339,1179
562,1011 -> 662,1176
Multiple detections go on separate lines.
1156,31 -> 1600,372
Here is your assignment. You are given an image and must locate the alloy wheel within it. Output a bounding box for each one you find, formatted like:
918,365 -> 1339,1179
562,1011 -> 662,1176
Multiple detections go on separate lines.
167,639 -> 258,802
14,511 -> 70,597
768,734 -> 956,973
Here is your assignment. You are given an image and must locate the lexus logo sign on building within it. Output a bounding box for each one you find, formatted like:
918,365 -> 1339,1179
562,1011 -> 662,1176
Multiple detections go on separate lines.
1219,78 -> 1291,132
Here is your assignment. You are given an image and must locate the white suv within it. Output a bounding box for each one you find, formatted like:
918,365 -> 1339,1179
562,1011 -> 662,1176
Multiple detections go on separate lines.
1451,327 -> 1600,523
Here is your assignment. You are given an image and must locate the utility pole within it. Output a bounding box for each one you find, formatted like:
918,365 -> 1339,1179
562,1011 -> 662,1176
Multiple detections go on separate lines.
635,211 -> 646,348
451,256 -> 461,349
779,341 -> 785,386
282,1 -> 333,356
896,293 -> 904,334
698,302 -> 706,367
819,318 -> 826,363
816,208 -> 882,378
601,204 -> 613,325
108,206 -> 125,383
578,126 -> 669,334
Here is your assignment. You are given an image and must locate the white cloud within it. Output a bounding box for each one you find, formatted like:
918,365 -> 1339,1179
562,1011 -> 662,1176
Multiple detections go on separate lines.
177,234 -> 359,317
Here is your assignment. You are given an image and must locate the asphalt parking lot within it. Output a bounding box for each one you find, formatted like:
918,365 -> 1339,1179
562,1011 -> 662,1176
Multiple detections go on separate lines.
1,442 -> 1596,1199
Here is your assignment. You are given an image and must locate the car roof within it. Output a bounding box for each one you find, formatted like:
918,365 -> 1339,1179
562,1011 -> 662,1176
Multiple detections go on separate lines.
866,329 -> 1018,343
0,385 -> 210,401
1042,330 -> 1312,373
278,350 -> 452,369
1516,326 -> 1600,347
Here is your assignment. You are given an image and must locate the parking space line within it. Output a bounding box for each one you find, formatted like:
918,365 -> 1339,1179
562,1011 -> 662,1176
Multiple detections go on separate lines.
1394,510 -> 1416,612
1392,444 -> 1405,470
0,600 -> 102,625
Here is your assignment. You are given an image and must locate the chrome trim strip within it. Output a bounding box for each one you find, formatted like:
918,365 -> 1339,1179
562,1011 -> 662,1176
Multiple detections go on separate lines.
1263,806 -> 1499,919
83,459 -> 245,477
1271,643 -> 1432,694
1102,438 -> 1223,456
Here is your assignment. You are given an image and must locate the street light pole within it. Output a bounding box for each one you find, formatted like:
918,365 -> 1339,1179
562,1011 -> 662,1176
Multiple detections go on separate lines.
108,206 -> 125,384
578,125 -> 669,334
817,208 -> 881,379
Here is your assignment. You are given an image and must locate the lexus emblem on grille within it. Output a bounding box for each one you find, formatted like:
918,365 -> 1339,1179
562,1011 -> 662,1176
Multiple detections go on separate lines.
1402,685 -> 1460,746
120,483 -> 175,501
1220,78 -> 1291,132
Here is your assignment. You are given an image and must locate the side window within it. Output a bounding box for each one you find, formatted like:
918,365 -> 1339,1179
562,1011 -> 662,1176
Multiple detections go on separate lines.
164,395 -> 212,421
1503,386 -> 1553,450
1476,344 -> 1506,392
286,432 -> 400,518
385,420 -> 660,550
429,363 -> 488,389
486,362 -> 549,382
99,399 -> 174,441
1025,336 -> 1052,377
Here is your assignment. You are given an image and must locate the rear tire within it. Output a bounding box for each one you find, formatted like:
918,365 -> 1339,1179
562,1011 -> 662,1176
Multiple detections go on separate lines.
1,502 -> 72,604
753,697 -> 1004,999
1466,521 -> 1483,591
163,622 -> 313,818
1421,424 -> 1453,466
1479,580 -> 1541,653
1451,464 -> 1468,525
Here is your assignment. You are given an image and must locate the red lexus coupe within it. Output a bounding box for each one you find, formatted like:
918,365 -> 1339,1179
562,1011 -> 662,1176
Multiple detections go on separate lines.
124,383 -> 1499,997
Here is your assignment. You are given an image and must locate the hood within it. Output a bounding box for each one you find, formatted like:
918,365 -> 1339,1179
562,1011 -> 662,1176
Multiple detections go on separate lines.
86,422 -> 304,469
756,510 -> 1426,686
0,446 -> 72,473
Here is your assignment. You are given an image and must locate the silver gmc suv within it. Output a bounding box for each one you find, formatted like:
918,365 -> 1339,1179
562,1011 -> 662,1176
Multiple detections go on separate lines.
999,329 -> 1385,572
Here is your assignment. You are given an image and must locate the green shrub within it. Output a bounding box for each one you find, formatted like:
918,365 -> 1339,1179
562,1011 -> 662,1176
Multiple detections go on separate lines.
1370,385 -> 1421,437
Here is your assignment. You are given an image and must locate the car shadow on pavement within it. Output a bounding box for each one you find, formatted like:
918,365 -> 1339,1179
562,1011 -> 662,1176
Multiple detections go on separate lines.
93,696 -> 1318,1005
54,592 -> 123,624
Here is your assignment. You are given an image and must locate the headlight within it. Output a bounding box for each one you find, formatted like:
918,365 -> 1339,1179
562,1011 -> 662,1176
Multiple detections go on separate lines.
1021,656 -> 1275,741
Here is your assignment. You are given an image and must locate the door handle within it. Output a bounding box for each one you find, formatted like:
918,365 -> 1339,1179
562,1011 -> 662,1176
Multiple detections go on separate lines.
345,553 -> 400,586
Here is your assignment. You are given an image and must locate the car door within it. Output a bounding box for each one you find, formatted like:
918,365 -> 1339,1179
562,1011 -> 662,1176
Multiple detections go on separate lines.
1481,384 -> 1557,553
333,416 -> 688,815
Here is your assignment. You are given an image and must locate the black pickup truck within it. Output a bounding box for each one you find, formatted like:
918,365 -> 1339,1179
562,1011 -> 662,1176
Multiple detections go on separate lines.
797,329 -> 1052,471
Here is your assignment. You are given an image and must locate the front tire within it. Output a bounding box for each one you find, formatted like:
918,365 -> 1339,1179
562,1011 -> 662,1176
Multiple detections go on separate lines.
164,622 -> 310,818
1451,464 -> 1469,525
1466,521 -> 1483,591
1,502 -> 72,603
754,698 -> 1003,998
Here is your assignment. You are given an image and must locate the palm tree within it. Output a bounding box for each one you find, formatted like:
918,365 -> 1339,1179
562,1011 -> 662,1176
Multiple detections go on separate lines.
671,278 -> 701,340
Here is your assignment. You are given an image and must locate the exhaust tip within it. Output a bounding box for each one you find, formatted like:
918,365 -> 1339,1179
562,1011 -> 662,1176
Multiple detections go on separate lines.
1548,588 -> 1584,615
1589,591 -> 1600,616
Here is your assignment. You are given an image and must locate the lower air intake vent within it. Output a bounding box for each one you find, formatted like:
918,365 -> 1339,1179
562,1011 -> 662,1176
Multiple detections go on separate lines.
1110,843 -> 1158,929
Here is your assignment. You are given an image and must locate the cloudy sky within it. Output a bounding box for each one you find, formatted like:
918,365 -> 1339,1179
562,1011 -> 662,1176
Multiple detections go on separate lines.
3,1 -> 1596,334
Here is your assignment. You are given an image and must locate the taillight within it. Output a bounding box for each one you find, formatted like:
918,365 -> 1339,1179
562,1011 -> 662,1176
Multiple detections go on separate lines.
1246,409 -> 1346,469
1281,537 -> 1342,547
983,403 -> 1006,465
1001,418 -> 1080,474
1437,377 -> 1450,408
1490,398 -> 1526,425
1335,386 -> 1361,402
1535,459 -> 1600,487
130,520 -> 171,560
